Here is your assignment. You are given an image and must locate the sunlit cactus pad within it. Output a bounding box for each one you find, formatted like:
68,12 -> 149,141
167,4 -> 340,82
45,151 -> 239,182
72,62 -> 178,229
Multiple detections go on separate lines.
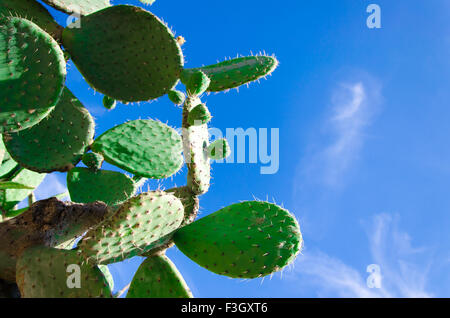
62,5 -> 183,102
0,17 -> 66,132
92,119 -> 183,179
67,167 -> 136,206
0,167 -> 45,211
0,0 -> 62,38
41,0 -> 111,16
174,201 -> 302,279
78,191 -> 184,265
0,143 -> 18,178
127,255 -> 193,298
181,55 -> 278,92
16,246 -> 112,298
3,89 -> 95,173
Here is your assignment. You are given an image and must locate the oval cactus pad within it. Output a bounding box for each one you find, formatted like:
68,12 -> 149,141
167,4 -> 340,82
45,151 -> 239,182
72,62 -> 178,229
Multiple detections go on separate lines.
181,55 -> 278,92
62,5 -> 184,102
78,191 -> 184,265
67,167 -> 136,206
92,119 -> 183,179
0,17 -> 66,132
127,255 -> 193,298
174,201 -> 303,279
3,89 -> 95,173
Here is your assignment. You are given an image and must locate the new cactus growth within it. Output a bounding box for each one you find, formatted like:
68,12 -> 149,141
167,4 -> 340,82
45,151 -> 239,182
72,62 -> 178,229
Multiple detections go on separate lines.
0,1 -> 303,298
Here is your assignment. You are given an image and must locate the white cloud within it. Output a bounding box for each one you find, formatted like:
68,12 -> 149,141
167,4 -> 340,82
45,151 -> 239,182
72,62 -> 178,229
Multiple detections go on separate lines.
289,213 -> 433,298
297,79 -> 381,188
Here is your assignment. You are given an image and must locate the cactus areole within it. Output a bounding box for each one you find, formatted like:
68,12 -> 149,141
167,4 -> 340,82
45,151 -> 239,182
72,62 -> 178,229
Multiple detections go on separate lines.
0,0 -> 302,298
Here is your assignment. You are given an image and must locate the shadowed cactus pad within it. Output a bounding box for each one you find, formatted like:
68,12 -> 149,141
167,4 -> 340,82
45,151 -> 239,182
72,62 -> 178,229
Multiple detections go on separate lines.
81,152 -> 104,171
0,17 -> 66,132
186,71 -> 210,97
78,191 -> 184,265
168,90 -> 186,106
173,201 -> 302,279
16,246 -> 112,298
0,0 -> 62,38
92,119 -> 183,179
41,0 -> 111,16
62,5 -> 184,102
102,96 -> 116,110
187,104 -> 211,126
181,55 -> 278,92
127,255 -> 193,298
3,89 -> 95,173
67,167 -> 136,206
0,167 -> 45,211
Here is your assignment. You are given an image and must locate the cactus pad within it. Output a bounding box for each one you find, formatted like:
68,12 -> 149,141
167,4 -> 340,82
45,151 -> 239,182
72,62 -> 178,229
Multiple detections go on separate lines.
81,152 -> 104,171
3,89 -> 95,173
41,0 -> 111,16
186,71 -> 211,97
207,138 -> 231,160
62,5 -> 184,102
127,255 -> 193,298
103,96 -> 116,110
92,119 -> 183,179
0,17 -> 65,114
0,149 -> 18,178
173,201 -> 303,279
16,246 -> 112,298
0,0 -> 62,39
0,167 -> 45,211
181,55 -> 278,92
168,90 -> 186,106
183,98 -> 211,195
67,167 -> 136,206
78,191 -> 184,265
187,104 -> 212,126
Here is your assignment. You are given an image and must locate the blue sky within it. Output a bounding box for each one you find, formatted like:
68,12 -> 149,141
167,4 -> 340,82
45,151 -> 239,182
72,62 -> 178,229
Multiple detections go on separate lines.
30,0 -> 450,297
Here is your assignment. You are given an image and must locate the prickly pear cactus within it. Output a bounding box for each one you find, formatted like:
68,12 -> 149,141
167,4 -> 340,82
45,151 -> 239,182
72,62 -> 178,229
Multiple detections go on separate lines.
0,1 -> 303,299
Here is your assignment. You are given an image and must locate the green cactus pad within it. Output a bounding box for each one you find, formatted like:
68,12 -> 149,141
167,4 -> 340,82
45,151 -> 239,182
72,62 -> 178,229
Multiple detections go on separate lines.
67,167 -> 136,206
187,104 -> 212,126
78,191 -> 184,265
181,55 -> 278,92
92,119 -> 183,179
173,201 -> 303,279
41,0 -> 111,16
186,71 -> 211,97
207,138 -> 231,160
3,89 -> 95,173
0,0 -> 62,39
127,255 -> 193,298
81,152 -> 104,171
0,17 -> 65,121
168,90 -> 186,106
16,246 -> 112,298
183,98 -> 210,195
103,96 -> 116,110
0,167 -> 45,211
62,5 -> 184,102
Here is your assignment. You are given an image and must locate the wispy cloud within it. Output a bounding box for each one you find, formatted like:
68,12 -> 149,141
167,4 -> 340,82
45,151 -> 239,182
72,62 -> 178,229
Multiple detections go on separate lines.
289,213 -> 433,298
297,79 -> 381,188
